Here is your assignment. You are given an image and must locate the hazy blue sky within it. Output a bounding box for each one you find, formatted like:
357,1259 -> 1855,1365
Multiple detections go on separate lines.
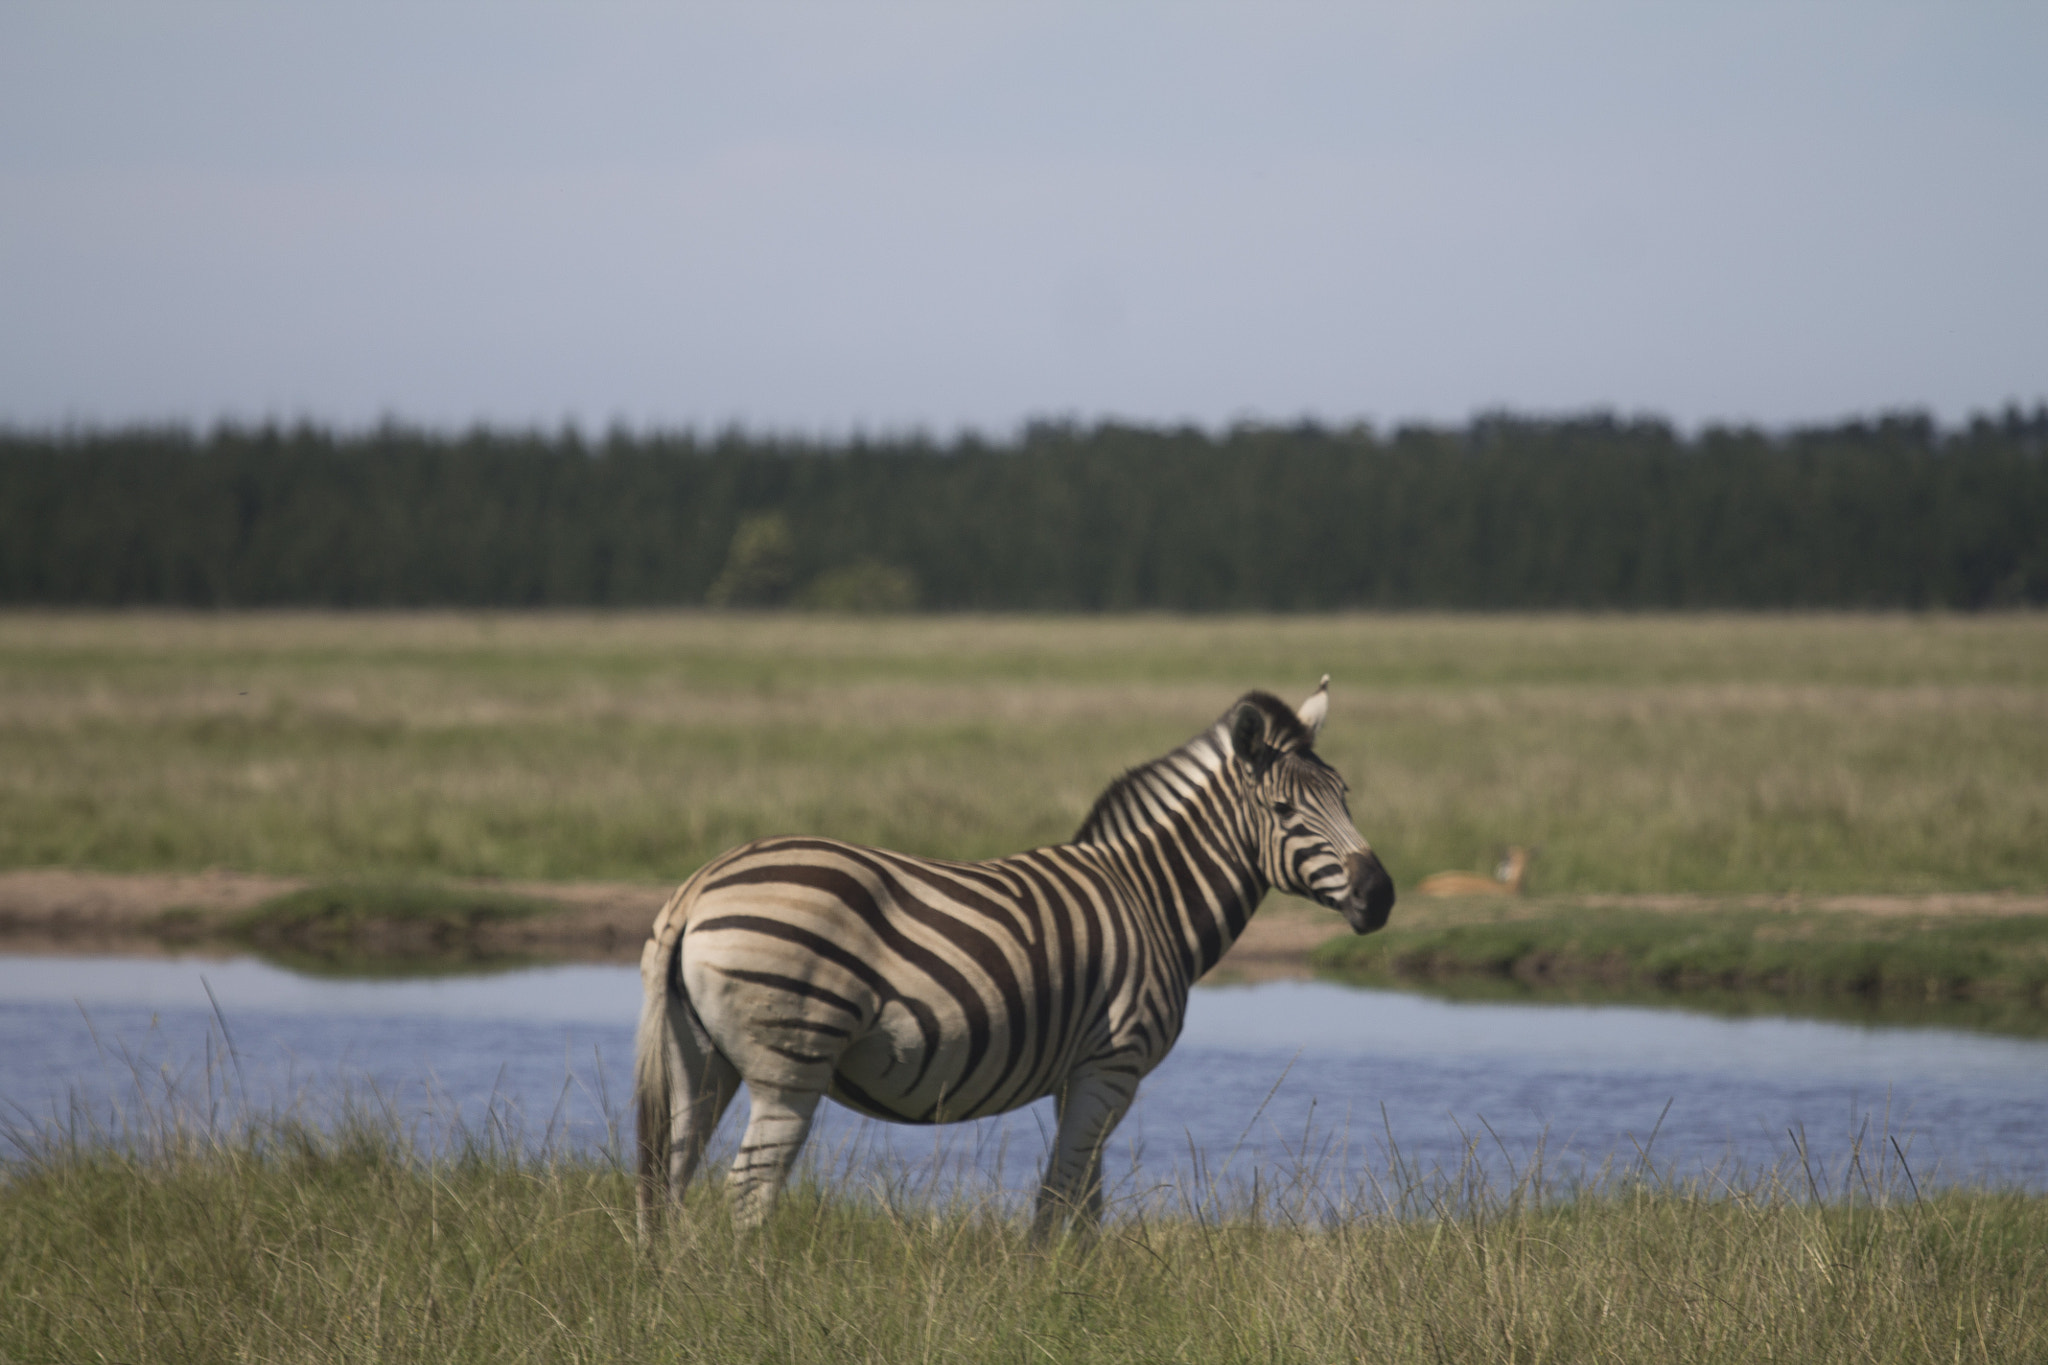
4,3 -> 2043,435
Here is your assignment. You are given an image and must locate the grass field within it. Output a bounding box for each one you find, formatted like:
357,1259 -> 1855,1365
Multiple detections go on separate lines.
9,614 -> 2048,1360
3,611 -> 2044,894
5,1106 -> 2044,1365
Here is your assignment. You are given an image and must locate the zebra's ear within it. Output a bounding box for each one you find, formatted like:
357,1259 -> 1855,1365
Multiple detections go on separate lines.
1229,703 -> 1269,765
1296,675 -> 1330,743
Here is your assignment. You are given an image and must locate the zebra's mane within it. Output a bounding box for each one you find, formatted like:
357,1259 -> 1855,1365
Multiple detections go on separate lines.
1071,691 -> 1313,844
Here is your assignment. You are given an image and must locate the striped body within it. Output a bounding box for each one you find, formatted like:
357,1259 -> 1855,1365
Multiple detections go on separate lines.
635,682 -> 1394,1239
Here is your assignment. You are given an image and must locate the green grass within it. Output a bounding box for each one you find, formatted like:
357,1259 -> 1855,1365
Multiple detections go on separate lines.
5,1108 -> 2045,1364
1312,903 -> 2048,1033
2,610 -> 2046,893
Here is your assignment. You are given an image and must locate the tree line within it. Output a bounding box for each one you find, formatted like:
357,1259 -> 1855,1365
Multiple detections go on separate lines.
2,408 -> 2044,610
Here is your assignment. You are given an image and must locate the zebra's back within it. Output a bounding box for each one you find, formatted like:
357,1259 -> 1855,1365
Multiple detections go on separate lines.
670,834 -> 1169,1125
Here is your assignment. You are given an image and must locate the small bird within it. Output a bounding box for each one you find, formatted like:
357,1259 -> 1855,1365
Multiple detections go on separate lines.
1415,846 -> 1535,897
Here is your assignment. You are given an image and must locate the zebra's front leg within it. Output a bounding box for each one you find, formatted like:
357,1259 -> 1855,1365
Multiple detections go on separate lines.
728,1081 -> 826,1230
1031,1065 -> 1137,1244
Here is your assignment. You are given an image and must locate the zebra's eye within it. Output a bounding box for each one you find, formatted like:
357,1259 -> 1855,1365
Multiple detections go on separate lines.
1271,800 -> 1296,818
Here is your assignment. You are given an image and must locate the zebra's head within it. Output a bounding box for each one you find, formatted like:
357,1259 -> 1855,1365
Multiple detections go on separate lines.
1227,678 -> 1395,935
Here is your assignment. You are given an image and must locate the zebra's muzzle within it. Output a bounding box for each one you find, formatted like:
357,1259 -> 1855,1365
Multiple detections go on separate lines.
1339,851 -> 1395,934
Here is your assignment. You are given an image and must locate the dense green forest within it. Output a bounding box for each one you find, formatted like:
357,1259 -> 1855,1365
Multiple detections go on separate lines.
2,409 -> 2044,610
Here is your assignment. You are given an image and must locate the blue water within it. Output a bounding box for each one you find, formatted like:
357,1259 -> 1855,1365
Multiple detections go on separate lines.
5,954 -> 2044,1206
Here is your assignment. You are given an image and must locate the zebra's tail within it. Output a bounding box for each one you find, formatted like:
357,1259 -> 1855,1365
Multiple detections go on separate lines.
633,884 -> 692,1242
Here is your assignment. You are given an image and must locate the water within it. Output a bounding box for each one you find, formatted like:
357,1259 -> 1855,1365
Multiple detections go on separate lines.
5,954 -> 2044,1204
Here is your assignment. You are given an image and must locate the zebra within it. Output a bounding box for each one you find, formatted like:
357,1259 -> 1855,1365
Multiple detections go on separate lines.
633,678 -> 1394,1240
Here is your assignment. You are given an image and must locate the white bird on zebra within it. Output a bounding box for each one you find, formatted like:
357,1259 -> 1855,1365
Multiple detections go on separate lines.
634,677 -> 1395,1241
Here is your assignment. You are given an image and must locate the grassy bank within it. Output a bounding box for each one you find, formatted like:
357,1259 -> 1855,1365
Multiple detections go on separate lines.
3,611 -> 2046,895
211,880 -> 559,976
5,1117 -> 2045,1364
1312,899 -> 2048,1030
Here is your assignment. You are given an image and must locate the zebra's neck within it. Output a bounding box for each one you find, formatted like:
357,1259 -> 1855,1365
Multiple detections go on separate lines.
1070,723 -> 1267,978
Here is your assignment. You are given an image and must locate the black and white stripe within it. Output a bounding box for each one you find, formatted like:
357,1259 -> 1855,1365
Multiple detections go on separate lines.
634,679 -> 1394,1239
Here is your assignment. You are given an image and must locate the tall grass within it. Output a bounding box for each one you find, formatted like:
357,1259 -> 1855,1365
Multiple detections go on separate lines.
6,1089 -> 2045,1364
3,611 -> 2045,892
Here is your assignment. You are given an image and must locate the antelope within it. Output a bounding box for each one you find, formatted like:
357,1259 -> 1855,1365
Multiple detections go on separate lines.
1415,845 -> 1534,897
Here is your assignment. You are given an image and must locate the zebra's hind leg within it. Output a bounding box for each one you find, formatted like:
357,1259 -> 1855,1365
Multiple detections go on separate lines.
667,1024 -> 741,1205
638,931 -> 747,1242
728,1081 -> 826,1231
638,983 -> 741,1242
1031,1065 -> 1137,1244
